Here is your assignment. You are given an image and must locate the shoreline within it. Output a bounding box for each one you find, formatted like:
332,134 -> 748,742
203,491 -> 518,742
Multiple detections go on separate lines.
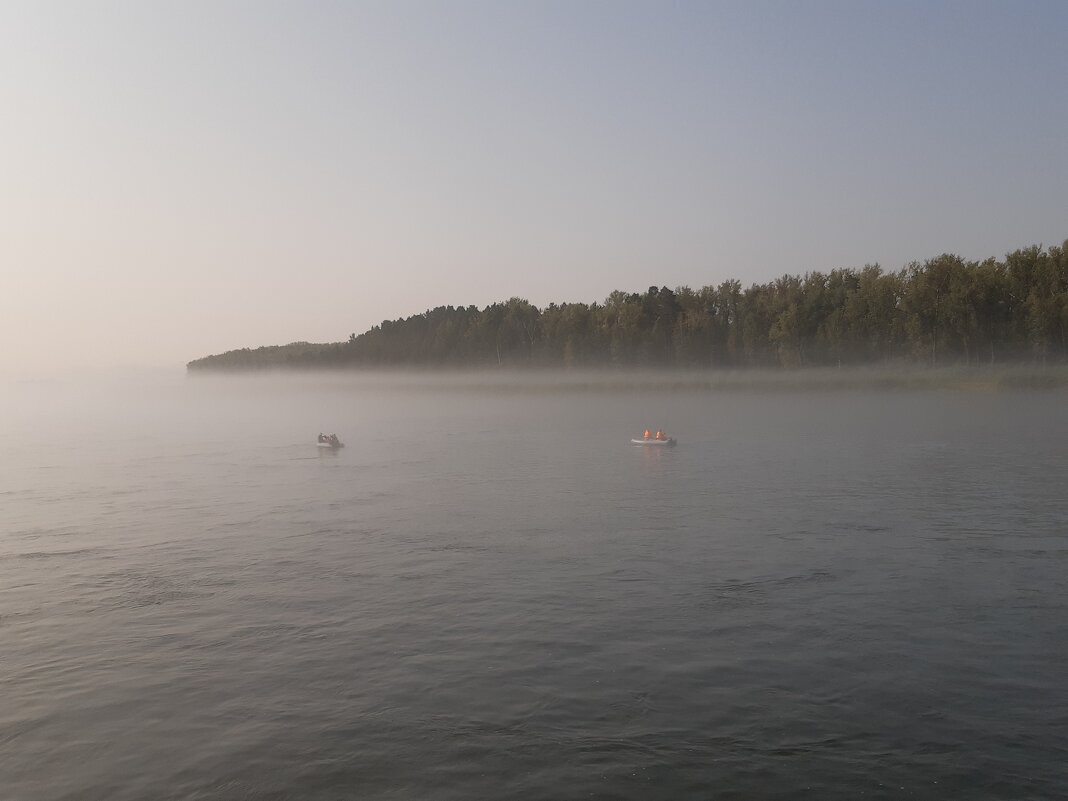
182,364 -> 1068,393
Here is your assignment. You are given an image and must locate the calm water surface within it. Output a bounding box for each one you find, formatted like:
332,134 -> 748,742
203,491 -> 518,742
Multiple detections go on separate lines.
2,373 -> 1066,800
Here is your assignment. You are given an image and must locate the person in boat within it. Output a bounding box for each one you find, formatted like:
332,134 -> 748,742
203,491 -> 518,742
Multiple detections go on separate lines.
318,433 -> 325,443
655,430 -> 666,441
643,429 -> 652,440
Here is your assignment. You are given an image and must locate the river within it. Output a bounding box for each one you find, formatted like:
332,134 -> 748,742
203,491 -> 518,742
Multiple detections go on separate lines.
2,371 -> 1065,799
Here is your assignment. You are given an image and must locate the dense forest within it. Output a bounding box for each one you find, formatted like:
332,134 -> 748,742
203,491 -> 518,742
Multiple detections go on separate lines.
188,241 -> 1068,371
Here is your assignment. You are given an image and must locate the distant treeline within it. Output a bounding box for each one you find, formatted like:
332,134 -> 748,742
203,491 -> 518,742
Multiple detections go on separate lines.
188,241 -> 1068,371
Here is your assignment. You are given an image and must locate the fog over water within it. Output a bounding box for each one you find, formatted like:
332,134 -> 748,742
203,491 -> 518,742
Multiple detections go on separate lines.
2,371 -> 1066,799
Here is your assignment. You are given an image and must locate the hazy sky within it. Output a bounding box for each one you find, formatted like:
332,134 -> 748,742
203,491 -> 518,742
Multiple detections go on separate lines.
2,0 -> 1066,372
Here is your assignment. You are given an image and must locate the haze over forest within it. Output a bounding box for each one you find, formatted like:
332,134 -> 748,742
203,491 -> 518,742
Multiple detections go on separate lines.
189,240 -> 1068,372
3,3 -> 1067,376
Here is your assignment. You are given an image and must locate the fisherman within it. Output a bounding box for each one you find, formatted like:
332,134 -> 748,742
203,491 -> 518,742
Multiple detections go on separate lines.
643,429 -> 651,439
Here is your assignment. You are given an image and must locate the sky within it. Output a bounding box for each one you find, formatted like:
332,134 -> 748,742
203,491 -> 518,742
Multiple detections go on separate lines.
2,0 -> 1066,373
